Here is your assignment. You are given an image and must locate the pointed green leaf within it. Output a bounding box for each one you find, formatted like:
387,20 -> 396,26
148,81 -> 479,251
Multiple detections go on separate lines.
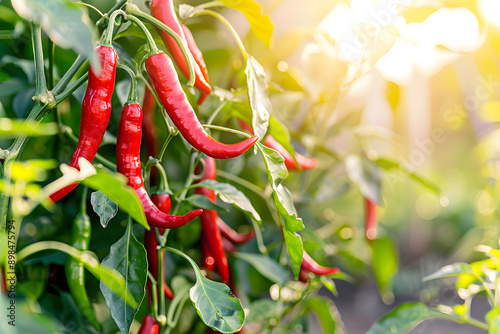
345,155 -> 382,204
304,297 -> 342,333
195,179 -> 261,221
234,252 -> 289,285
90,190 -> 118,228
185,194 -> 229,212
246,299 -> 283,324
245,55 -> 271,140
99,222 -> 147,334
367,302 -> 444,334
268,115 -> 296,164
82,169 -> 149,229
256,142 -> 304,279
165,247 -> 245,333
12,0 -> 99,67
423,263 -> 475,282
220,0 -> 274,47
371,237 -> 398,296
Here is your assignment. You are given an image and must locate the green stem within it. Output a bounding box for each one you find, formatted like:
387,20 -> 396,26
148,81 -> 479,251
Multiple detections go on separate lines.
191,9 -> 248,61
158,244 -> 166,327
156,163 -> 172,194
206,101 -> 227,126
47,39 -> 55,90
118,63 -> 138,103
171,152 -> 200,215
101,10 -> 126,47
76,2 -> 104,17
126,14 -> 159,54
147,271 -> 160,320
51,56 -> 87,95
96,0 -> 128,29
125,4 -> 196,87
53,73 -> 89,104
31,23 -> 50,99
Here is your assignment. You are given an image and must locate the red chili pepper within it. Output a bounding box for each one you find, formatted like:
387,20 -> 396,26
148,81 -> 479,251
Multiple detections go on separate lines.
195,157 -> 230,283
299,251 -> 340,282
145,52 -> 258,159
221,235 -> 237,253
142,86 -> 160,183
151,0 -> 211,95
181,24 -> 210,106
138,315 -> 159,334
201,239 -> 216,272
364,197 -> 378,241
216,216 -> 255,244
116,102 -> 203,228
264,135 -> 317,171
50,45 -> 117,202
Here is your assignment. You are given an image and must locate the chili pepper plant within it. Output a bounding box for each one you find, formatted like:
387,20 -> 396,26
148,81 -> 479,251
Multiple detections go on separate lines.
0,0 -> 497,333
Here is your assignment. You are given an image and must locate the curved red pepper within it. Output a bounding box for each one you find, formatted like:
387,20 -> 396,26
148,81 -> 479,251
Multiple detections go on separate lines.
216,216 -> 255,244
116,103 -> 203,228
145,52 -> 258,159
142,86 -> 159,159
138,315 -> 159,334
364,197 -> 378,241
195,157 -> 230,283
264,135 -> 317,171
299,251 -> 339,282
50,45 -> 117,202
151,0 -> 211,95
181,24 -> 210,106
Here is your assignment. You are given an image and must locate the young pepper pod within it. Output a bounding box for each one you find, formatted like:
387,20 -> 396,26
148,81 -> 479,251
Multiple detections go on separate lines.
145,51 -> 258,159
66,201 -> 101,331
116,102 -> 203,228
365,197 -> 378,241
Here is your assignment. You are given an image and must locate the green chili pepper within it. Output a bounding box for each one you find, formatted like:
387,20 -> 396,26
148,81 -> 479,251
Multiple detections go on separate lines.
65,188 -> 101,331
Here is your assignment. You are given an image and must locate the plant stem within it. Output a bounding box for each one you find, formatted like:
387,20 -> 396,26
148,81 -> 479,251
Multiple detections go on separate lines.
51,56 -> 87,95
96,0 -> 128,29
191,10 -> 248,61
203,124 -> 251,138
125,4 -> 196,87
31,23 -> 50,99
171,152 -> 200,215
118,63 -> 138,103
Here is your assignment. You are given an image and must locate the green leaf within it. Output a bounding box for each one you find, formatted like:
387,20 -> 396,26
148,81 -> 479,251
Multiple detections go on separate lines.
304,297 -> 342,333
165,247 -> 245,333
371,238 -> 398,297
185,194 -> 229,212
0,119 -> 58,139
256,142 -> 304,279
268,115 -> 296,163
99,221 -> 147,334
90,190 -> 118,228
11,0 -> 99,68
245,55 -> 271,140
82,169 -> 149,230
245,299 -> 283,324
375,157 -> 440,194
195,179 -> 261,221
220,0 -> 274,47
345,154 -> 382,204
353,23 -> 399,66
233,252 -> 289,285
367,302 -> 443,334
16,241 -> 137,308
423,263 -> 475,282
490,315 -> 500,334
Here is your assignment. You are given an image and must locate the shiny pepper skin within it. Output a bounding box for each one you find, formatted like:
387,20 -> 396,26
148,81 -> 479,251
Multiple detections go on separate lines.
145,52 -> 258,159
66,211 -> 101,331
138,315 -> 159,334
151,0 -> 211,95
195,157 -> 230,283
50,45 -> 117,202
299,251 -> 340,282
116,103 -> 203,228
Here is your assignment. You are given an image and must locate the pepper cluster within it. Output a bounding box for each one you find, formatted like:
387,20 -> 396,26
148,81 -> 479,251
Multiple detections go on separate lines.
46,1 -> 338,331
